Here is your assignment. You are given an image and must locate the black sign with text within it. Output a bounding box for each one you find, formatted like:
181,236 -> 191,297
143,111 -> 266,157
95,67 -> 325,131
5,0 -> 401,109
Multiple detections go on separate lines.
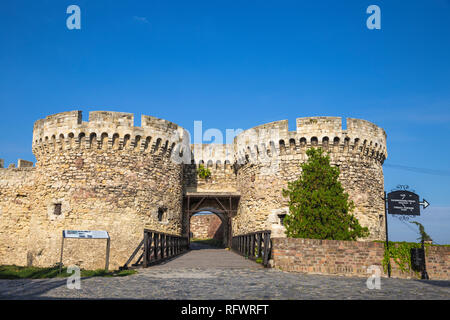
387,190 -> 420,215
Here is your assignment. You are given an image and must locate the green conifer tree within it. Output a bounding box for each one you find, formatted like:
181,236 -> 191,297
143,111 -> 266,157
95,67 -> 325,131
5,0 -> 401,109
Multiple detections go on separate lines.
282,148 -> 369,240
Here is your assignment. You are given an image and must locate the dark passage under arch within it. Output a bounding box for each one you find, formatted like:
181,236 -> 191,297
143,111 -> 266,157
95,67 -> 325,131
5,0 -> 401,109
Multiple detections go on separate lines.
183,192 -> 240,248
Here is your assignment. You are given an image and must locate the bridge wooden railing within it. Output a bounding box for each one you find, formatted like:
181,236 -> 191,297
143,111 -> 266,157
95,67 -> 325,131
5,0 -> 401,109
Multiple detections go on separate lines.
120,238 -> 145,270
120,229 -> 189,270
231,230 -> 271,267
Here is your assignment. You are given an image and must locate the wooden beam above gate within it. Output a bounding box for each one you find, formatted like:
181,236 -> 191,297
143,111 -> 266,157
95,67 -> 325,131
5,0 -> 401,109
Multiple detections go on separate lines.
184,192 -> 240,217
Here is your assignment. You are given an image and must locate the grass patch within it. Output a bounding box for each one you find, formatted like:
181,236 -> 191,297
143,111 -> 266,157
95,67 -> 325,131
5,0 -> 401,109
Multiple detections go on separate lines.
191,238 -> 225,248
0,265 -> 137,279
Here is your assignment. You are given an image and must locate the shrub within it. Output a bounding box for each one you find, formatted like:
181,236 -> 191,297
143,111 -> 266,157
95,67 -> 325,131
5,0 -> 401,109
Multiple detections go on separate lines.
282,148 -> 369,240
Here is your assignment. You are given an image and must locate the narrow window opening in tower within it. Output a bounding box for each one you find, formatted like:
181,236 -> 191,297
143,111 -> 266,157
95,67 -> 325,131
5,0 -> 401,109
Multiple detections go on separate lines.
278,214 -> 287,226
54,203 -> 62,216
158,207 -> 166,222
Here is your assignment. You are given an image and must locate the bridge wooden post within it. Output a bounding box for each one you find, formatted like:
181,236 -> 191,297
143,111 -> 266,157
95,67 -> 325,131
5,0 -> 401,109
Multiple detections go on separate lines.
187,195 -> 191,248
227,216 -> 232,248
257,233 -> 262,258
263,231 -> 270,267
143,231 -> 149,268
153,232 -> 158,261
160,233 -> 163,259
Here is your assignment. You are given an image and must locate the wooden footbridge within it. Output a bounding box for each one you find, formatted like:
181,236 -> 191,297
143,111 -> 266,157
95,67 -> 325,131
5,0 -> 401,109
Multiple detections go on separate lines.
120,229 -> 272,270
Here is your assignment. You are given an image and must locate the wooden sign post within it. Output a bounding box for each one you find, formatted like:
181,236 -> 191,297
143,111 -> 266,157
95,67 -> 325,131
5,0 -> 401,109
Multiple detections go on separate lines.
385,187 -> 430,279
59,230 -> 111,274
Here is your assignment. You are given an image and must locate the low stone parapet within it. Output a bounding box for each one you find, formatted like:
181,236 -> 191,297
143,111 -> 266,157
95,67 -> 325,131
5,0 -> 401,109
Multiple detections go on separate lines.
271,238 -> 449,280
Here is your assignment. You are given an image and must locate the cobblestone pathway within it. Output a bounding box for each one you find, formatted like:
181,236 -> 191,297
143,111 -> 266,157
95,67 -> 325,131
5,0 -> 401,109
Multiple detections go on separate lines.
0,244 -> 448,300
151,242 -> 262,269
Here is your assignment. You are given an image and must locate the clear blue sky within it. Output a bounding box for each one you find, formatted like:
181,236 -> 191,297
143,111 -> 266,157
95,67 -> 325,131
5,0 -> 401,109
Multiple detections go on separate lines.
1,1 -> 449,243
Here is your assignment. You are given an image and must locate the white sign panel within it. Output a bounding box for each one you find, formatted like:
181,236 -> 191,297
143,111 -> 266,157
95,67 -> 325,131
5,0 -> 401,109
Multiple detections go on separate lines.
63,230 -> 109,239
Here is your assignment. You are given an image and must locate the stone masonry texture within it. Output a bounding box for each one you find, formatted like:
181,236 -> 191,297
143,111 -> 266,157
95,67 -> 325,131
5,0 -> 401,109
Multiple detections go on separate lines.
190,214 -> 224,241
1,111 -> 388,270
271,238 -> 450,280
1,244 -> 448,299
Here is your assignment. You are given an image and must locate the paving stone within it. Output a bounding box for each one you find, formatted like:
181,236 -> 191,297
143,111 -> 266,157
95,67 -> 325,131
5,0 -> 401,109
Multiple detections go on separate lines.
0,245 -> 448,300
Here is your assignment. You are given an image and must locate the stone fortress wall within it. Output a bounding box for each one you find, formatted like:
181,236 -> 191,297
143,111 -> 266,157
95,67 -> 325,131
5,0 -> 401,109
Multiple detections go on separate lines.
0,111 -> 387,269
0,167 -> 36,267
1,111 -> 187,269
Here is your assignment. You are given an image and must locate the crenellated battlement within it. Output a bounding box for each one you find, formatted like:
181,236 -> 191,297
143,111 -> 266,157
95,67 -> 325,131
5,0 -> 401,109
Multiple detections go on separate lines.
234,116 -> 387,165
31,112 -> 387,165
32,111 -> 188,158
296,116 -> 342,134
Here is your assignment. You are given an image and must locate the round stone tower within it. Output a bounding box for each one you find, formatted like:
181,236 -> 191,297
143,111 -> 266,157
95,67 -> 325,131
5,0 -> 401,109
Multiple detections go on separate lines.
232,117 -> 387,241
0,112 -> 388,270
29,111 -> 187,269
